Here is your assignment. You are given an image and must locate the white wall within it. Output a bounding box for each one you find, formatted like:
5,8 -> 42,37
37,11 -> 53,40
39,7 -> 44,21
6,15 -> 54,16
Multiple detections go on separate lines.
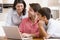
3,0 -> 48,7
0,0 -> 3,3
3,0 -> 14,4
24,0 -> 48,9
2,0 -> 59,7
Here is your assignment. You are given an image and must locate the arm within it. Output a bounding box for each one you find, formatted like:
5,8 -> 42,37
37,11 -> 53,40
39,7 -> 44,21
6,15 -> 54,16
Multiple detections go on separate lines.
38,20 -> 48,38
6,9 -> 13,26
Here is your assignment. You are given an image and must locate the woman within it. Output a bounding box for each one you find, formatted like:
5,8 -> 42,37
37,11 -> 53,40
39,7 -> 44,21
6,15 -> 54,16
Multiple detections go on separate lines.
6,0 -> 27,26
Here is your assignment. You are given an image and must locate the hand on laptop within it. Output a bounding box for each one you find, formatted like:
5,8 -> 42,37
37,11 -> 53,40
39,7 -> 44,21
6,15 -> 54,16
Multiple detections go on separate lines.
21,33 -> 32,38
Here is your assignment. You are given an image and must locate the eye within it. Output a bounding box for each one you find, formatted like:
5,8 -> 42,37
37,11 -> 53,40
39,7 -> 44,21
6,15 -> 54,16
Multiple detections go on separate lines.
17,6 -> 20,7
20,5 -> 24,7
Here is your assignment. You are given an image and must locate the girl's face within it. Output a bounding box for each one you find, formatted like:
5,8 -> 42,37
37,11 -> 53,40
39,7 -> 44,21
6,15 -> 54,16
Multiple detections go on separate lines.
15,3 -> 24,14
37,12 -> 47,22
36,12 -> 42,20
28,7 -> 36,18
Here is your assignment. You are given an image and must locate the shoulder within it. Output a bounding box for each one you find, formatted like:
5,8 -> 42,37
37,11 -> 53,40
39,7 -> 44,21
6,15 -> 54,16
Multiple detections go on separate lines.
7,8 -> 14,13
21,18 -> 29,23
7,8 -> 16,15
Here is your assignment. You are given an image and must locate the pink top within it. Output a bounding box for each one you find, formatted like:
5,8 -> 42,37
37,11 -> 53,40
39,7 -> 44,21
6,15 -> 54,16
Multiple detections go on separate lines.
19,18 -> 40,37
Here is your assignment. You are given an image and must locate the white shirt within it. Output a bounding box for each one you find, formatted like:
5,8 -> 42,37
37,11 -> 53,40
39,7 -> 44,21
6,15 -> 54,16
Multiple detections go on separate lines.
6,8 -> 28,26
47,18 -> 60,37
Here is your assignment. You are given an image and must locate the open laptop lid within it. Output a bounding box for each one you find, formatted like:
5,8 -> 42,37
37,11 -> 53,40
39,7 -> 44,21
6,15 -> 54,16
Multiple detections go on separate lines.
3,26 -> 22,39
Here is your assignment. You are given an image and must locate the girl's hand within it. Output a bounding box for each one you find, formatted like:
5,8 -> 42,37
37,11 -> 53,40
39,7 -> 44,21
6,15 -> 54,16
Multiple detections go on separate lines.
21,33 -> 32,38
43,34 -> 51,39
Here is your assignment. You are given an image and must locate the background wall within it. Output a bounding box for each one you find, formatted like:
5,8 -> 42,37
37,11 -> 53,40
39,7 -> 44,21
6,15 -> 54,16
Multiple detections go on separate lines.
3,0 -> 59,19
3,0 -> 48,7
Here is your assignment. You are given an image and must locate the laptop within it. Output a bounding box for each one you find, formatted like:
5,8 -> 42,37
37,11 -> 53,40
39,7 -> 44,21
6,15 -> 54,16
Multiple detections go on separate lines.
3,26 -> 22,39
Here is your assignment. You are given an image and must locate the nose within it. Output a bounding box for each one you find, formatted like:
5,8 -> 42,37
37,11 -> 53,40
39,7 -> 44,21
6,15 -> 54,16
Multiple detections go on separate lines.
19,6 -> 21,9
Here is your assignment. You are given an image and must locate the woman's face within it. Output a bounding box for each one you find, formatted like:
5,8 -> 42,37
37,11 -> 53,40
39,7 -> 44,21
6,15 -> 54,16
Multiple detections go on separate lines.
15,3 -> 24,13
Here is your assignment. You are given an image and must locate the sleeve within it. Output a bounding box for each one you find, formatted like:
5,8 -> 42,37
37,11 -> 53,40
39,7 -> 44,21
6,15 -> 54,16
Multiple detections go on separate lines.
47,22 -> 55,36
5,9 -> 13,26
47,21 -> 60,37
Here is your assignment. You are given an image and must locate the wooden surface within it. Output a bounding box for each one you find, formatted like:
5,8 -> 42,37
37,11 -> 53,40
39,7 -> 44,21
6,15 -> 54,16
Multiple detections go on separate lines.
0,38 -> 43,40
0,37 -> 43,40
0,37 -> 60,40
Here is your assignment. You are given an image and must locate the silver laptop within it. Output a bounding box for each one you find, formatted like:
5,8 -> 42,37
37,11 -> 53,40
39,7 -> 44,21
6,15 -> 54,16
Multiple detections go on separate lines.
3,26 -> 21,39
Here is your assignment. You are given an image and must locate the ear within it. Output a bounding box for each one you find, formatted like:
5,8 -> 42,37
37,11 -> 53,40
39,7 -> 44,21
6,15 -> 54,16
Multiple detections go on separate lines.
42,16 -> 47,20
43,16 -> 46,19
